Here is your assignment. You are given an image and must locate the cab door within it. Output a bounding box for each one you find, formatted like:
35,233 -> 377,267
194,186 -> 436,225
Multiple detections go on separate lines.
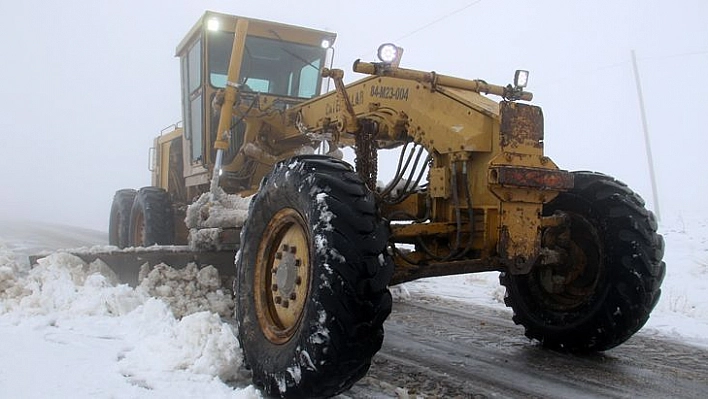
179,36 -> 210,186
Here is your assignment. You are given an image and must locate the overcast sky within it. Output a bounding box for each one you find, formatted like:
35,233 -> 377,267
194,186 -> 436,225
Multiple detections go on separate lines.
0,0 -> 705,230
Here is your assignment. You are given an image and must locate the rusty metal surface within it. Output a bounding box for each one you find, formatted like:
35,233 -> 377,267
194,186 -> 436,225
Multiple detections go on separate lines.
497,202 -> 543,274
356,119 -> 379,190
490,166 -> 574,191
500,101 -> 544,150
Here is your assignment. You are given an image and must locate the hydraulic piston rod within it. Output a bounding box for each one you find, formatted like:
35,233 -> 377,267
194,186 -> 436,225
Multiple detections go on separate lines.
210,18 -> 249,195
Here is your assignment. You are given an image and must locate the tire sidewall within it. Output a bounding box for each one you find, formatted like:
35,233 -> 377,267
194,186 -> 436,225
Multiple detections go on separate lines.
129,187 -> 174,246
109,189 -> 136,248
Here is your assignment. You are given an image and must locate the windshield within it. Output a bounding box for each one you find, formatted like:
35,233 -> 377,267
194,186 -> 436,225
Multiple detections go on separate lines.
208,31 -> 326,99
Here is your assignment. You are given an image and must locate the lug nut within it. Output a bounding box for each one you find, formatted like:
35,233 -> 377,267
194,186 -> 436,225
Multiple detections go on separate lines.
290,292 -> 297,301
275,296 -> 282,304
272,266 -> 278,274
282,300 -> 289,308
282,244 -> 289,252
295,259 -> 301,267
271,284 -> 278,292
290,246 -> 297,254
295,276 -> 302,285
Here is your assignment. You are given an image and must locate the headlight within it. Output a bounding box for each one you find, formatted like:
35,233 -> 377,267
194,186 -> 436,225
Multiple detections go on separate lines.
207,18 -> 220,32
377,43 -> 400,64
321,39 -> 331,49
514,70 -> 529,88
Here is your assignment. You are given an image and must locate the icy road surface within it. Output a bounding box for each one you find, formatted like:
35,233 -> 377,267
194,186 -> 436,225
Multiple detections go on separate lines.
1,217 -> 707,398
347,296 -> 708,398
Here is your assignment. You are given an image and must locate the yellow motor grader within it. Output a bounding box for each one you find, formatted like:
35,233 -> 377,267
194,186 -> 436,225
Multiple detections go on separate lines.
99,11 -> 664,398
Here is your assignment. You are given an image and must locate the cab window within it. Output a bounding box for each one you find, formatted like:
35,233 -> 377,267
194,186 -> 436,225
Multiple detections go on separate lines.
208,31 -> 325,98
181,39 -> 203,163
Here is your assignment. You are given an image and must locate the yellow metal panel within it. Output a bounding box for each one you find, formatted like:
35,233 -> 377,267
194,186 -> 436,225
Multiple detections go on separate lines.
160,141 -> 171,190
429,167 -> 450,199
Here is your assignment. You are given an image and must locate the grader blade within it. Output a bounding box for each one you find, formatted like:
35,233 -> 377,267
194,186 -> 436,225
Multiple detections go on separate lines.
29,247 -> 236,287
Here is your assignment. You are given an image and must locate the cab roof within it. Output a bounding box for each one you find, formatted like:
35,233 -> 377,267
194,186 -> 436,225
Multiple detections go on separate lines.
176,11 -> 337,56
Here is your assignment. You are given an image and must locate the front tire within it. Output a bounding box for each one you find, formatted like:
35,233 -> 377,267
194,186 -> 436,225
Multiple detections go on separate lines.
129,187 -> 175,246
236,156 -> 393,398
109,189 -> 136,248
501,172 -> 665,352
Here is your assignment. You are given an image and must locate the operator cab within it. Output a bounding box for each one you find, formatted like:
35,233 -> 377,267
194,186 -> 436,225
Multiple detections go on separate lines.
175,11 -> 336,181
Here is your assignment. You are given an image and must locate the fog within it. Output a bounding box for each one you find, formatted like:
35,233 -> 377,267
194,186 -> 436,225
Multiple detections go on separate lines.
1,0 -> 705,230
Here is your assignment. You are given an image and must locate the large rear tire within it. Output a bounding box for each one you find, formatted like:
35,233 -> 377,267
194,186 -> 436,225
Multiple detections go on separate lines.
236,156 -> 393,398
500,172 -> 665,352
129,187 -> 175,247
109,189 -> 136,248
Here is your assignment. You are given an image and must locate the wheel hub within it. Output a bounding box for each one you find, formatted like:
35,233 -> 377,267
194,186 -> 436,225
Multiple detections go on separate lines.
272,244 -> 304,309
255,208 -> 311,344
536,211 -> 603,309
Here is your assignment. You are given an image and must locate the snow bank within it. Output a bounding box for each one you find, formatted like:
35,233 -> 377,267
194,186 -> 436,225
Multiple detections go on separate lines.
644,214 -> 708,346
119,299 -> 243,382
0,252 -> 140,316
138,263 -> 234,319
0,243 -> 260,398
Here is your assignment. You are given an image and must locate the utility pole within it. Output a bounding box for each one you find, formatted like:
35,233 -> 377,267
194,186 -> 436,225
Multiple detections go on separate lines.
631,50 -> 661,221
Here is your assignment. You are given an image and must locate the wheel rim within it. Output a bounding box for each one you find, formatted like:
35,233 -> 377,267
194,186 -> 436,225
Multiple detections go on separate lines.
254,208 -> 312,344
535,211 -> 604,311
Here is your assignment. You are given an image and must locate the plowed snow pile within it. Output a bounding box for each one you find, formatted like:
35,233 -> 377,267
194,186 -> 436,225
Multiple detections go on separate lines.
0,240 -> 260,398
185,189 -> 252,251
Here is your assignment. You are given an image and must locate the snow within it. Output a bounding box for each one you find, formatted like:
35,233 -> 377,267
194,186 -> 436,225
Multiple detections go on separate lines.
186,188 -> 253,250
0,211 -> 706,397
642,213 -> 708,345
185,189 -> 252,230
0,232 -> 260,398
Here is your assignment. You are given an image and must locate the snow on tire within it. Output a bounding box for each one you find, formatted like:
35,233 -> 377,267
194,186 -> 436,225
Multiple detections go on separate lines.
500,171 -> 666,352
235,155 -> 394,398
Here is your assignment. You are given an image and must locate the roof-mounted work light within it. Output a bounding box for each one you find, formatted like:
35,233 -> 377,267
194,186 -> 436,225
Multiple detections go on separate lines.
207,18 -> 221,32
377,43 -> 403,66
514,70 -> 529,89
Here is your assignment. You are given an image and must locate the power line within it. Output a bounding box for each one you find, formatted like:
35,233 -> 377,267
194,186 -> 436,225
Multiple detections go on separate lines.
395,0 -> 483,42
639,49 -> 708,61
355,1 -> 483,59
